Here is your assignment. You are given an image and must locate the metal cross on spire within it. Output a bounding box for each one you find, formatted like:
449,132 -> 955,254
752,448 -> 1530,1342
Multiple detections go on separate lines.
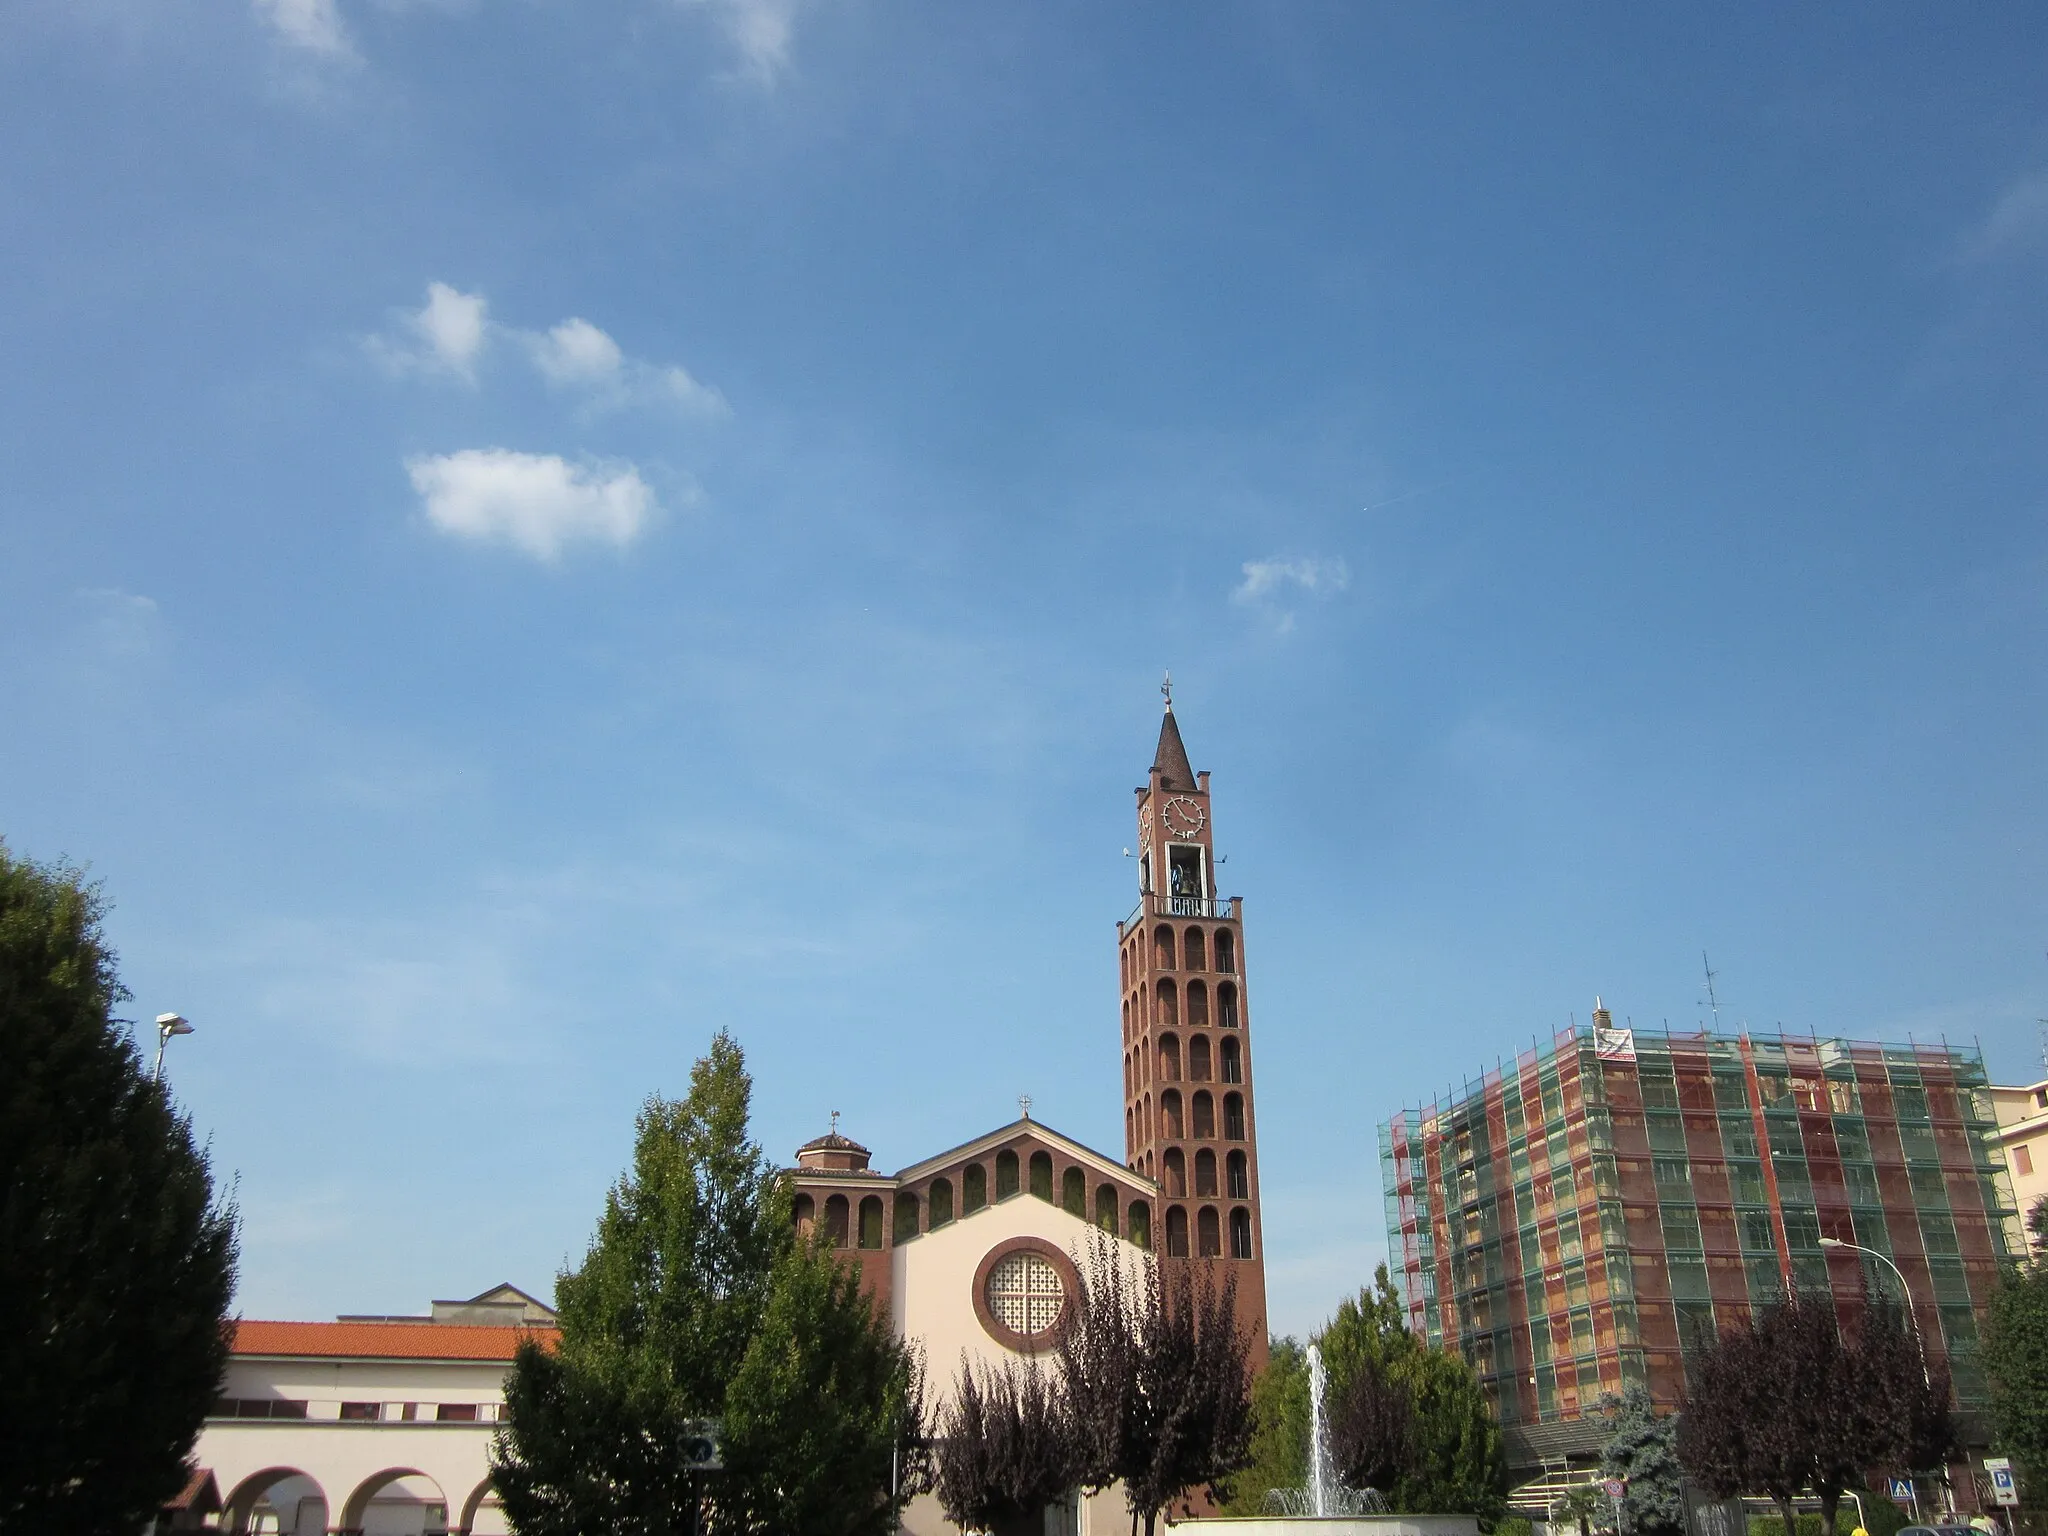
1019,1094 -> 1033,1120
1161,670 -> 1173,711
829,1109 -> 841,1136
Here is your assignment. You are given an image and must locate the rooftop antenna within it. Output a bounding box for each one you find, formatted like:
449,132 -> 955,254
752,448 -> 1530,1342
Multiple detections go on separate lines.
1701,951 -> 1722,1033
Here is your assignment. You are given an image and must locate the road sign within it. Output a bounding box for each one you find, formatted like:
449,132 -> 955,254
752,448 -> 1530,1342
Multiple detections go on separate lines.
1985,1457 -> 2019,1508
1887,1479 -> 1914,1504
680,1418 -> 723,1471
1602,1480 -> 1627,1500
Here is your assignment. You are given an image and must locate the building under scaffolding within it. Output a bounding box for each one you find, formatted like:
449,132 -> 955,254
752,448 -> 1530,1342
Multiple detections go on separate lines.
1380,1012 -> 2020,1465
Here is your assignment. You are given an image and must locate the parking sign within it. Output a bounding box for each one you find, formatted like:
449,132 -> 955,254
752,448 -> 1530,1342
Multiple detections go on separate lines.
1985,1457 -> 2018,1508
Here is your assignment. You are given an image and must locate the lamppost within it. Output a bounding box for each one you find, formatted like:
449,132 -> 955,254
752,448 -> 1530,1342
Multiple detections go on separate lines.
1819,1235 -> 1933,1384
153,1012 -> 194,1081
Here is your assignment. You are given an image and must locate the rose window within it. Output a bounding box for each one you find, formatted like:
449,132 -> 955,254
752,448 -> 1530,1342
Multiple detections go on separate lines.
986,1251 -> 1065,1337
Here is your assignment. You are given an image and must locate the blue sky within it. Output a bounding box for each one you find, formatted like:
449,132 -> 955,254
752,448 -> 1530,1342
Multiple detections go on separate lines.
4,2 -> 2046,1339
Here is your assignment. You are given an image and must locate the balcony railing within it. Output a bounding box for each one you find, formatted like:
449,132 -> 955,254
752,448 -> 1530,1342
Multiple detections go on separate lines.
1122,895 -> 1240,928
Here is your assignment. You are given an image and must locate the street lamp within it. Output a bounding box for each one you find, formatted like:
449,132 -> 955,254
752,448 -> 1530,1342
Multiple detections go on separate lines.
153,1012 -> 194,1081
1819,1236 -> 1931,1382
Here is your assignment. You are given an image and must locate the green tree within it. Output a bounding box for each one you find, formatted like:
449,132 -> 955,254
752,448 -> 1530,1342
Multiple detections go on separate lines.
1983,1256 -> 2048,1501
1550,1483 -> 1610,1536
1221,1338 -> 1310,1514
932,1355 -> 1081,1535
1598,1387 -> 1684,1536
0,845 -> 238,1536
1320,1265 -> 1509,1527
493,1031 -> 922,1536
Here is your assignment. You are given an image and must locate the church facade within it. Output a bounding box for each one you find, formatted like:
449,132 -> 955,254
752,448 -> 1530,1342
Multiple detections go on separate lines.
785,700 -> 1272,1530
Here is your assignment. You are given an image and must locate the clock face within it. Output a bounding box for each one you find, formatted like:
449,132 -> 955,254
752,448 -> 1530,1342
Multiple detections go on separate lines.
1162,795 -> 1206,838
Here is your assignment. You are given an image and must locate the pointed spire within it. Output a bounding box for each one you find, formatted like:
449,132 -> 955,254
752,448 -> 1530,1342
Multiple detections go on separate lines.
1153,699 -> 1196,791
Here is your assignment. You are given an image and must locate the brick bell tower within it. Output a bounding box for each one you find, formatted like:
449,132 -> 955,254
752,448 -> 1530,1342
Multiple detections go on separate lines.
1116,679 -> 1269,1343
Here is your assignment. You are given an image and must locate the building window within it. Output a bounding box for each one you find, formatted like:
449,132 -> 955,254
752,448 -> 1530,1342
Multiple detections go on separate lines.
996,1149 -> 1020,1200
823,1194 -> 850,1248
1062,1167 -> 1087,1217
2018,1144 -> 2035,1177
894,1191 -> 921,1244
1095,1184 -> 1118,1232
930,1178 -> 955,1228
1030,1151 -> 1054,1201
986,1250 -> 1065,1339
793,1193 -> 814,1234
437,1403 -> 480,1422
963,1163 -> 987,1213
1127,1200 -> 1151,1249
858,1196 -> 884,1250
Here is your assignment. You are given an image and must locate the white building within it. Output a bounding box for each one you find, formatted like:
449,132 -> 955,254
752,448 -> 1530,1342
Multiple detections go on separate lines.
188,1285 -> 554,1536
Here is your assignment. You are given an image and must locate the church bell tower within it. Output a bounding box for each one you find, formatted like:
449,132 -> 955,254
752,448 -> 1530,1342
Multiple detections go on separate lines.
1117,683 -> 1269,1339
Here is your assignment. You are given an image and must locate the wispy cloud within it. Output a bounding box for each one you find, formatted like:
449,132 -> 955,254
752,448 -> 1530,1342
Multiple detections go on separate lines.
1957,169 -> 2048,264
251,0 -> 352,56
75,588 -> 163,662
680,0 -> 798,84
370,284 -> 730,418
523,316 -> 731,419
407,449 -> 658,561
368,282 -> 490,379
1231,554 -> 1350,632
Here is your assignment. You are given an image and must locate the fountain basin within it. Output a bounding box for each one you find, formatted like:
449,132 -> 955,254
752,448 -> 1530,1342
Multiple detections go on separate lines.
1167,1517 -> 1481,1536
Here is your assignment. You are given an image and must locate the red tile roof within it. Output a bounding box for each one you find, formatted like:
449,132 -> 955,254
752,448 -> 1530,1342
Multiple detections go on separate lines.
230,1320 -> 558,1361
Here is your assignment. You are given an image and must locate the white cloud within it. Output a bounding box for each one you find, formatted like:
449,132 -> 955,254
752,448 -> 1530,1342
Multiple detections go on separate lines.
531,317 -> 623,385
1233,555 -> 1350,603
373,285 -> 730,417
682,0 -> 798,83
252,0 -> 351,55
1959,169 -> 2048,264
407,449 -> 656,560
368,283 -> 489,379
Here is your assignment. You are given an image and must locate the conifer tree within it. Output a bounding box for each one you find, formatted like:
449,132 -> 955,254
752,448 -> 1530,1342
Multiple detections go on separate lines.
493,1031 -> 922,1536
1597,1387 -> 1684,1536
0,845 -> 238,1535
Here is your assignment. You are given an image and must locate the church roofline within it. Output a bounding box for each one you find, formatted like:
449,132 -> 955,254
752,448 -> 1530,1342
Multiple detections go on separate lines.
890,1117 -> 1157,1193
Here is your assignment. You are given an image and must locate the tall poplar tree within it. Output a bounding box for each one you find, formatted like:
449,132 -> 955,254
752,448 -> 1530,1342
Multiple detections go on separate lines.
0,845 -> 238,1535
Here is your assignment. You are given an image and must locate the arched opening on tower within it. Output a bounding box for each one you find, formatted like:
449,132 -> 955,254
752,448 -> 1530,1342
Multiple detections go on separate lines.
1187,980 -> 1209,1029
1197,1205 -> 1222,1258
1158,1033 -> 1180,1082
1195,1147 -> 1217,1197
1153,925 -> 1176,971
1216,929 -> 1236,973
858,1195 -> 884,1249
793,1193 -> 815,1237
1165,1205 -> 1190,1258
1162,1147 -> 1186,1198
1184,927 -> 1207,971
823,1194 -> 849,1248
1227,1148 -> 1249,1199
1189,1034 -> 1211,1082
1221,1035 -> 1242,1083
1224,1092 -> 1246,1140
894,1190 -> 920,1243
1191,1091 -> 1215,1140
1155,978 -> 1179,1029
1160,1090 -> 1183,1140
1230,1206 -> 1254,1259
1218,981 -> 1240,1029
